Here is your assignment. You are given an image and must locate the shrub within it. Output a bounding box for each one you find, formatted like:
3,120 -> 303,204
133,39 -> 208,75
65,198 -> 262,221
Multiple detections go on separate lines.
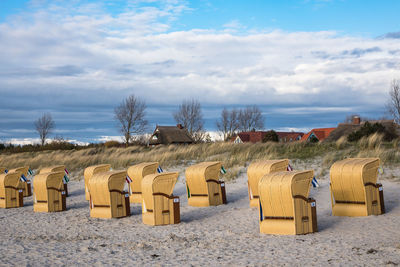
348,122 -> 397,142
104,141 -> 122,148
262,130 -> 279,142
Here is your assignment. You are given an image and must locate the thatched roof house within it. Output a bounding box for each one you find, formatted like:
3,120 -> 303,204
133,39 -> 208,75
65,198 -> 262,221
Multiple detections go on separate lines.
324,117 -> 399,142
148,125 -> 194,145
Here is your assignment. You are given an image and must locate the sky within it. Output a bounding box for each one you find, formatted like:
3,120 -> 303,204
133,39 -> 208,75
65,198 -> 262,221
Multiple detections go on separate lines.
0,0 -> 400,144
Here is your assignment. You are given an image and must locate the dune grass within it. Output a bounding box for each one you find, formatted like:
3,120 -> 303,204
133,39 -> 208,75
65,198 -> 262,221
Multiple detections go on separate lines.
0,134 -> 399,181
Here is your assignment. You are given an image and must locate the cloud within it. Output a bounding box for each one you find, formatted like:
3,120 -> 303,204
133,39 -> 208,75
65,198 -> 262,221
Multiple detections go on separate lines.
0,0 -> 399,141
380,31 -> 400,39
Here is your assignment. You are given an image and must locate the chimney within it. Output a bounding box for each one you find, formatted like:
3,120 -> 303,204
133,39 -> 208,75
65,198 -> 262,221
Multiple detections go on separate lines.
177,124 -> 184,129
353,116 -> 361,125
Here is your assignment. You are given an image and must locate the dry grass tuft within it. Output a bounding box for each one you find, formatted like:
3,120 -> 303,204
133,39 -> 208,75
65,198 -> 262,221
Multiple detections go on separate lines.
1,140 -> 399,181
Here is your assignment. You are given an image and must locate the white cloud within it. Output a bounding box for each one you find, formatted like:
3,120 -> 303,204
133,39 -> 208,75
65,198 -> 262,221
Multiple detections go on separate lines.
1,137 -> 88,146
0,0 -> 399,135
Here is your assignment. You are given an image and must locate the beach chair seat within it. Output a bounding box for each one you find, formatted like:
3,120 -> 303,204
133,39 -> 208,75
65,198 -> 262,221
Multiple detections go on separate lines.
84,164 -> 111,200
259,170 -> 317,235
33,171 -> 66,212
127,162 -> 158,204
185,161 -> 227,207
0,172 -> 24,208
40,165 -> 69,196
330,158 -> 384,217
247,159 -> 289,207
142,172 -> 180,226
8,166 -> 32,197
88,171 -> 130,219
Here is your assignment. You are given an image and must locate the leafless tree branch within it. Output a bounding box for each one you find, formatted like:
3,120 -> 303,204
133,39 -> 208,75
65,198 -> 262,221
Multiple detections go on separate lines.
114,94 -> 148,146
238,105 -> 264,132
386,79 -> 400,124
34,113 -> 55,146
173,99 -> 204,142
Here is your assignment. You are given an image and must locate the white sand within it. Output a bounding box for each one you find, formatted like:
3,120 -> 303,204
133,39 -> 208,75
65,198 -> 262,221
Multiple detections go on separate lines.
1,167 -> 400,266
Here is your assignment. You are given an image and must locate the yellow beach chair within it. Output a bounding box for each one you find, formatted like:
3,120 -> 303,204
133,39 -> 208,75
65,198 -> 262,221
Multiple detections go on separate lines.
84,164 -> 111,200
330,158 -> 385,217
0,172 -> 24,208
8,166 -> 32,197
259,170 -> 317,235
88,171 -> 130,219
127,162 -> 158,204
33,171 -> 66,212
40,165 -> 69,196
142,172 -> 180,226
185,161 -> 227,207
247,159 -> 289,207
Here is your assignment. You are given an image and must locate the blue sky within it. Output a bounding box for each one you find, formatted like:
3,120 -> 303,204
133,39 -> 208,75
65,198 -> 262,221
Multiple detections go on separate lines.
1,0 -> 400,36
0,0 -> 399,144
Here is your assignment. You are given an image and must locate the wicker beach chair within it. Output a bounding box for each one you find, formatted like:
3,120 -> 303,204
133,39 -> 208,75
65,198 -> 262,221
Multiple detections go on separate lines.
330,158 -> 385,217
259,170 -> 317,235
33,171 -> 66,212
88,171 -> 130,219
142,172 -> 180,226
39,165 -> 69,196
0,172 -> 24,208
0,167 -> 6,173
8,166 -> 32,197
247,159 -> 289,207
84,164 -> 111,200
185,161 -> 227,207
127,162 -> 158,204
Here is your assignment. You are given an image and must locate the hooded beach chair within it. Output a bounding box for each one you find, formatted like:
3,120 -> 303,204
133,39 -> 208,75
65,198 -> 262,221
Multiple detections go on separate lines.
0,167 -> 6,173
0,172 -> 24,208
88,171 -> 130,219
259,170 -> 317,235
142,172 -> 180,226
247,159 -> 289,207
8,166 -> 32,197
185,161 -> 227,207
127,162 -> 158,204
84,164 -> 111,200
40,165 -> 69,196
330,158 -> 385,217
33,171 -> 66,212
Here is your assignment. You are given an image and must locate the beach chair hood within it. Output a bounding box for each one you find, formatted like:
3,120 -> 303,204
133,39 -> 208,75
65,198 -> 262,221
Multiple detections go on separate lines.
33,171 -> 66,212
330,158 -> 383,216
39,165 -> 65,174
84,164 -> 111,200
258,170 -> 316,235
127,162 -> 158,203
141,172 -> 180,226
247,159 -> 289,207
88,170 -> 130,219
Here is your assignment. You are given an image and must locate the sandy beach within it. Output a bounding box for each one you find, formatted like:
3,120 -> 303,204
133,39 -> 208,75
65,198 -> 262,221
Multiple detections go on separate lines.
1,165 -> 399,266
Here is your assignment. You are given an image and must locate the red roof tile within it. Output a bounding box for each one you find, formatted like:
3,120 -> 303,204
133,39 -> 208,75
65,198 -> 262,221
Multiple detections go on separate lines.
301,128 -> 336,142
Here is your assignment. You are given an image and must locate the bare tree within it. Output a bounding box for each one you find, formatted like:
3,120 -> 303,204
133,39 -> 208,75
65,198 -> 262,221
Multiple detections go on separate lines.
34,113 -> 55,146
115,95 -> 148,146
387,79 -> 400,124
238,105 -> 264,132
173,99 -> 204,142
216,108 -> 239,141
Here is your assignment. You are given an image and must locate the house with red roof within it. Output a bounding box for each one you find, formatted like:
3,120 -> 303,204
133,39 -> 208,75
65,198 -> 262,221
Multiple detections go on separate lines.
232,131 -> 304,143
276,132 -> 304,143
300,128 -> 336,142
232,131 -> 267,143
